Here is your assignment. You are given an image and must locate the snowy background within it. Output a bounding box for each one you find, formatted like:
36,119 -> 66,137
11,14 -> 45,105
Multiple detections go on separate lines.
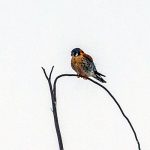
0,0 -> 150,150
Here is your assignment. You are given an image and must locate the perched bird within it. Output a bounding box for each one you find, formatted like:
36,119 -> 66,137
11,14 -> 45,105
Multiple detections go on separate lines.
71,48 -> 106,83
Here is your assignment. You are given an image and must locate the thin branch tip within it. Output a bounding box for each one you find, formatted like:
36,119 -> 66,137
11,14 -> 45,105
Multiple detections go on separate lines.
41,67 -> 49,80
49,66 -> 54,79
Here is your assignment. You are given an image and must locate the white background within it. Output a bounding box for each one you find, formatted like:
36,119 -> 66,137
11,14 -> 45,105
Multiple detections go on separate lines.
0,0 -> 150,150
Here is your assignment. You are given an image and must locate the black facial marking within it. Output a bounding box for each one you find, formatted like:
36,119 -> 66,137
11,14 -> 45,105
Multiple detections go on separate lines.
71,48 -> 81,56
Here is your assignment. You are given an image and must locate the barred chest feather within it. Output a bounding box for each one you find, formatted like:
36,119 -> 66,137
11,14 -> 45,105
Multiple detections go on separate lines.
71,55 -> 95,77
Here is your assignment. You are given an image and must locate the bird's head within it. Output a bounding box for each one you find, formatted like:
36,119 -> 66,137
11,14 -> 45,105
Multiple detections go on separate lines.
71,48 -> 84,56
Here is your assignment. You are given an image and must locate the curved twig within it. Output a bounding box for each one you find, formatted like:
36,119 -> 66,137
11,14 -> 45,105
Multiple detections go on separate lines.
53,74 -> 77,103
53,74 -> 141,150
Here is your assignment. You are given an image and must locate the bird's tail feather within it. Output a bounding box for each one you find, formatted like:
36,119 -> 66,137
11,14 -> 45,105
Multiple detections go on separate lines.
93,76 -> 106,83
93,71 -> 106,83
94,71 -> 106,77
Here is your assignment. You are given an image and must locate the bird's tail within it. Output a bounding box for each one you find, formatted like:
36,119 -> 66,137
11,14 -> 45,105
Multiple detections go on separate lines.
95,71 -> 106,77
93,71 -> 106,83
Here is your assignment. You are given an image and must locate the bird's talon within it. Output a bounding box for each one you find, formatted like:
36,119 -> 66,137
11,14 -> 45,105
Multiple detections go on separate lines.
77,75 -> 80,78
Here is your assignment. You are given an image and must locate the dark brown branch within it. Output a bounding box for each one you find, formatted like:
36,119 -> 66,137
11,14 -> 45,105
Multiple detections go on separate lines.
53,74 -> 141,150
42,67 -> 64,150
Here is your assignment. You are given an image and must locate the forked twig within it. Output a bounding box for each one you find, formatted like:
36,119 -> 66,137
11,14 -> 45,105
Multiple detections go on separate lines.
42,66 -> 64,150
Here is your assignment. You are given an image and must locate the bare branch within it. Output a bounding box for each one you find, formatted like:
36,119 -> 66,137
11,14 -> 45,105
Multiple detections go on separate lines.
42,67 -> 64,150
42,67 -> 141,150
53,74 -> 77,102
53,73 -> 141,150
87,78 -> 141,150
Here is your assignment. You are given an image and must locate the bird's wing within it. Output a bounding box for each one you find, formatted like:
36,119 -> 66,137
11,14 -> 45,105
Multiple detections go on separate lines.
83,53 -> 93,62
83,53 -> 99,73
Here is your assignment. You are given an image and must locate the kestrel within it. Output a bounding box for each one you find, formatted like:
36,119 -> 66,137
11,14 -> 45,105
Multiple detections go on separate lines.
71,48 -> 106,83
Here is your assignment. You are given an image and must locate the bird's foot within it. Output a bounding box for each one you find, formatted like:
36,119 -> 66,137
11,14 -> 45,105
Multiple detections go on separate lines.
77,74 -> 80,78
